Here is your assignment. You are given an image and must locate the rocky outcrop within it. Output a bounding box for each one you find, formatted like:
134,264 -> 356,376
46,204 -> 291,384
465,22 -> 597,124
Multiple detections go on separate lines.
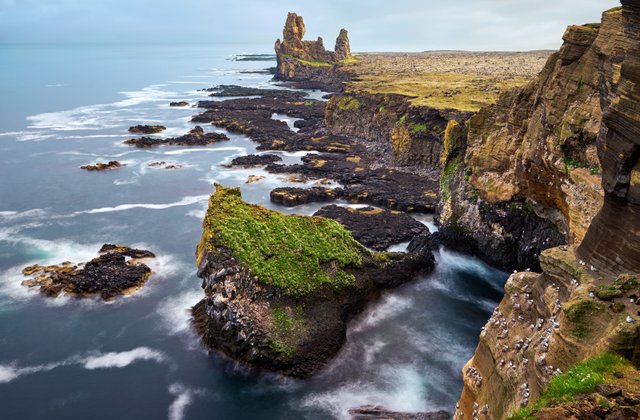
274,13 -> 352,90
437,7 -> 638,271
313,205 -> 429,251
227,154 -> 283,168
80,161 -> 124,171
349,406 -> 450,420
169,101 -> 189,107
128,125 -> 166,134
325,92 -> 470,168
192,185 -> 434,377
21,244 -> 155,300
124,126 -> 228,148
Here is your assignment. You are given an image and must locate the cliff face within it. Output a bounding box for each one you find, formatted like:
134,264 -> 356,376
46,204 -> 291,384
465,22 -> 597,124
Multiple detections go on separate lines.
437,8 -> 637,271
578,2 -> 640,276
274,12 -> 352,90
325,92 -> 468,168
454,3 -> 640,418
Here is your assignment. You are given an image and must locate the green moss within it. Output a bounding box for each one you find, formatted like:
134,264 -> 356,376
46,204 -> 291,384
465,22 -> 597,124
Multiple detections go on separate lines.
372,252 -> 392,264
509,353 -> 630,419
203,185 -> 365,296
304,100 -> 315,106
272,307 -> 293,334
409,122 -> 429,135
596,285 -> 623,300
396,114 -> 408,127
564,300 -> 605,339
582,23 -> 601,29
336,96 -> 362,111
268,338 -> 296,357
440,157 -> 461,201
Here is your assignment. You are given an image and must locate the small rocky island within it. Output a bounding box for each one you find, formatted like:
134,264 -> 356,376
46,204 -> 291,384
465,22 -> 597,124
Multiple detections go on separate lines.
192,185 -> 435,377
21,244 -> 156,300
80,161 -> 125,171
124,126 -> 228,148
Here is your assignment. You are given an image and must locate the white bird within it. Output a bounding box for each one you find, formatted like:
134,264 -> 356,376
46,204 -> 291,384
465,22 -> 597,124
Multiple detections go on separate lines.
626,316 -> 635,323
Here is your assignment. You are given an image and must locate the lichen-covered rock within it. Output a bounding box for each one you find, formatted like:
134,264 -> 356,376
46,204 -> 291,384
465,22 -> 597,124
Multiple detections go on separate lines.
193,185 -> 434,377
21,244 -> 155,300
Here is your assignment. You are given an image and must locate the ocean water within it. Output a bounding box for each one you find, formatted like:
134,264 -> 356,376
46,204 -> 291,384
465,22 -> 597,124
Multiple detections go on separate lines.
0,43 -> 508,420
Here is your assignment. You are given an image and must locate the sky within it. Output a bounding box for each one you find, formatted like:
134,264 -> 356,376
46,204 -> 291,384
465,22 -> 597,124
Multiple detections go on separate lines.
0,0 -> 620,51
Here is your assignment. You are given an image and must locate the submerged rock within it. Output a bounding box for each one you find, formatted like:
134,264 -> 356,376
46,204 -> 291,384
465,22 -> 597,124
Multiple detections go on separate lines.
193,185 -> 435,377
124,126 -> 228,148
80,161 -> 124,171
313,205 -> 428,251
128,125 -> 166,134
147,161 -> 183,170
21,244 -> 155,300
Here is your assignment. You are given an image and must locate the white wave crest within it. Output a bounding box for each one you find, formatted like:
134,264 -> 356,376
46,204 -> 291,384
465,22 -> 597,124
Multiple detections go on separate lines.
83,347 -> 165,370
72,195 -> 209,215
168,383 -> 206,420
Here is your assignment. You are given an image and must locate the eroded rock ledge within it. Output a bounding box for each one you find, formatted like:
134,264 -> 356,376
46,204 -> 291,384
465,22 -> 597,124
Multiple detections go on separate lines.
192,185 -> 435,377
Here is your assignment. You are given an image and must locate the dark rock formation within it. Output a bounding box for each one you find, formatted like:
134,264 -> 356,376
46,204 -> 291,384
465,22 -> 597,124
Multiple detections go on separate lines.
313,205 -> 428,251
80,161 -> 124,171
124,126 -> 228,148
270,187 -> 339,207
169,101 -> 189,107
274,13 -> 353,90
407,230 -> 440,258
128,125 -> 166,134
193,185 -> 434,377
203,85 -> 308,101
227,154 -> 283,167
349,406 -> 450,420
21,244 -> 155,300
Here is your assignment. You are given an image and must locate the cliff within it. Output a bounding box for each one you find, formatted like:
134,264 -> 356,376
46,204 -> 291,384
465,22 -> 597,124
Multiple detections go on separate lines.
436,7 -> 636,271
274,12 -> 353,90
193,185 -> 433,377
454,3 -> 640,418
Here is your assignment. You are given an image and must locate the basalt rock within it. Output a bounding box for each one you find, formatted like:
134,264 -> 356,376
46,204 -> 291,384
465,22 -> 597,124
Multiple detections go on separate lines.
21,244 -> 155,300
193,185 -> 434,377
128,125 -> 166,134
227,154 -> 283,168
124,126 -> 228,148
203,85 -> 308,101
313,205 -> 428,251
274,13 -> 352,91
80,161 -> 124,171
169,101 -> 189,107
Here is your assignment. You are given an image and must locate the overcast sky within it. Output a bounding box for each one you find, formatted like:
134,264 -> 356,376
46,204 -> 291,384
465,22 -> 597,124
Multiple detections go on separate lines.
0,0 -> 619,51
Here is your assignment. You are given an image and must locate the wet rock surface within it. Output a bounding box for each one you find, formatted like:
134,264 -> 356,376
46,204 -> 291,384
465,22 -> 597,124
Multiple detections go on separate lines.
227,154 -> 283,167
80,161 -> 124,171
124,126 -> 228,148
349,406 -> 451,420
128,124 -> 166,134
169,101 -> 189,107
147,161 -> 183,170
21,244 -> 155,300
313,205 -> 428,251
202,84 -> 308,101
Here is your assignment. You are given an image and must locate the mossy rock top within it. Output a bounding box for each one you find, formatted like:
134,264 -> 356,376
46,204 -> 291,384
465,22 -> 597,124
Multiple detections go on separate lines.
202,185 -> 368,296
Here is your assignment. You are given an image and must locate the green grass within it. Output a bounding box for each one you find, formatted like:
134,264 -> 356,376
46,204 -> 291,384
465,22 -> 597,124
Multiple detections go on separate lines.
272,307 -> 293,334
509,353 -> 630,419
203,185 -> 365,296
564,300 -> 605,339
